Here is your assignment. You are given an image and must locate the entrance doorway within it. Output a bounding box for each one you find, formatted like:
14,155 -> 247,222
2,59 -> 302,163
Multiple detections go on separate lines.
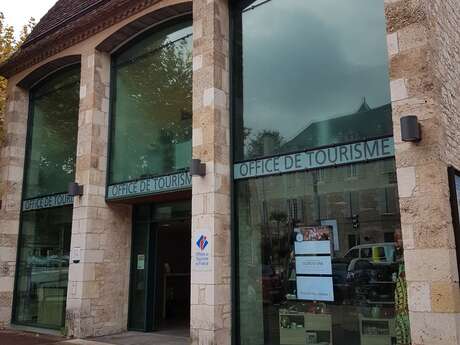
128,200 -> 191,335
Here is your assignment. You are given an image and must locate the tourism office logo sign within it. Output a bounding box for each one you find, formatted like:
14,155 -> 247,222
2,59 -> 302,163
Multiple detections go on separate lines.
194,233 -> 210,271
196,235 -> 209,251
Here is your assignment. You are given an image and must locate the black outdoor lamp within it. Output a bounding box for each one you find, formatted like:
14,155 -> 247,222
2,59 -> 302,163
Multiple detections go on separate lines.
68,182 -> 84,196
400,115 -> 421,142
190,159 -> 206,177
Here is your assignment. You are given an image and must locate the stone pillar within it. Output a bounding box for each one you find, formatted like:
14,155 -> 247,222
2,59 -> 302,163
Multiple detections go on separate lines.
386,0 -> 460,344
66,50 -> 132,338
191,0 -> 231,344
0,85 -> 28,328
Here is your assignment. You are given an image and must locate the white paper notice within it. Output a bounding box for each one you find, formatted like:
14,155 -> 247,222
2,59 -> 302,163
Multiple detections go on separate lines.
295,256 -> 332,275
294,240 -> 331,255
297,276 -> 334,302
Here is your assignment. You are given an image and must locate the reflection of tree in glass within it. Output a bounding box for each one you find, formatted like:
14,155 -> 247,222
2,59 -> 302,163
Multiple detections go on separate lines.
27,77 -> 79,198
247,129 -> 284,159
114,34 -> 192,179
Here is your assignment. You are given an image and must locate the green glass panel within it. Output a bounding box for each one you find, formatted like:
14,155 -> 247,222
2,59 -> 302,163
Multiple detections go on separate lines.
129,221 -> 150,330
13,206 -> 72,329
233,0 -> 393,161
110,21 -> 193,184
23,66 -> 80,199
236,160 -> 407,345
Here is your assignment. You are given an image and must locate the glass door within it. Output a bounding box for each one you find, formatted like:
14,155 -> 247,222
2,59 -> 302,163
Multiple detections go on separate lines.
128,207 -> 159,331
128,200 -> 191,332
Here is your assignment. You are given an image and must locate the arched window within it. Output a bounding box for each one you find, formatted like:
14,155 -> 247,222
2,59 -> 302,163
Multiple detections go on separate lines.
14,64 -> 80,330
109,19 -> 193,189
24,65 -> 80,199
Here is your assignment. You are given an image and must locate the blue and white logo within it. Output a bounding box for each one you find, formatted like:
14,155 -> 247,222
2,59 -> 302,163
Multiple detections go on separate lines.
196,235 -> 209,251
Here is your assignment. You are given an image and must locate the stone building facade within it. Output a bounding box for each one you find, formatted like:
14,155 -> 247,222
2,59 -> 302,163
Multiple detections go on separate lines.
387,0 -> 460,343
0,0 -> 459,344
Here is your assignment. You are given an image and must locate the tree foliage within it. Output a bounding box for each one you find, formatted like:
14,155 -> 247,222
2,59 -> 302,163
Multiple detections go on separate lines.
0,13 -> 35,146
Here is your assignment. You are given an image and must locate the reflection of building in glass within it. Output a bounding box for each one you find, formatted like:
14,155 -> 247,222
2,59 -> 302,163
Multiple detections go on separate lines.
282,100 -> 392,153
246,100 -> 393,159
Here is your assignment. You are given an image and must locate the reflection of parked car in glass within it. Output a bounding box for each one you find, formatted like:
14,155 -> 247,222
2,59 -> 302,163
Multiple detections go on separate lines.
344,243 -> 396,264
346,258 -> 396,304
332,259 -> 351,304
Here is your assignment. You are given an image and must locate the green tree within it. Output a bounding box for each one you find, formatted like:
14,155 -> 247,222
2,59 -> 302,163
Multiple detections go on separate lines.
247,129 -> 284,158
0,13 -> 35,146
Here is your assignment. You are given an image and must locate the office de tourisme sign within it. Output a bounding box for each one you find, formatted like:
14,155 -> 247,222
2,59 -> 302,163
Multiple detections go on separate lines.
234,137 -> 394,180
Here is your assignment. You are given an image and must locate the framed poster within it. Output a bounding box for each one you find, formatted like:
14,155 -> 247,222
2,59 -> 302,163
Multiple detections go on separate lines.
297,276 -> 334,302
296,256 -> 332,275
294,226 -> 333,255
448,166 -> 460,283
294,226 -> 334,302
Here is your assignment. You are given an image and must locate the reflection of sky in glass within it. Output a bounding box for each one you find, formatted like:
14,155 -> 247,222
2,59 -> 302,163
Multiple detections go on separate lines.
242,0 -> 390,143
116,23 -> 192,66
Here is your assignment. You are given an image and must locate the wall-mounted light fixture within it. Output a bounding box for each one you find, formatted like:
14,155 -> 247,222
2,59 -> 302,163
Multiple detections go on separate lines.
68,182 -> 84,196
401,115 -> 421,142
191,159 -> 206,177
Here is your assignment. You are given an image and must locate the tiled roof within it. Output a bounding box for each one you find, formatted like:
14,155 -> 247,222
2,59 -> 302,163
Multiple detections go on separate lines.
0,0 -> 173,78
23,0 -> 110,47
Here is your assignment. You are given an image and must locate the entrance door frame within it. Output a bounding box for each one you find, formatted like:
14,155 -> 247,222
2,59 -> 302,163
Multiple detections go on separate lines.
127,199 -> 191,332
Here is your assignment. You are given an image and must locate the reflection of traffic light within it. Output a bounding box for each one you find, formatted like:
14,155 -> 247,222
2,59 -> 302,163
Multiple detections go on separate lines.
352,214 -> 360,229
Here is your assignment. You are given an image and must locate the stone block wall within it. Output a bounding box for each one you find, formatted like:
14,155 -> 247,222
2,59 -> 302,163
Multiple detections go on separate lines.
386,0 -> 460,344
426,0 -> 460,170
190,0 -> 232,344
66,50 -> 132,338
0,85 -> 28,328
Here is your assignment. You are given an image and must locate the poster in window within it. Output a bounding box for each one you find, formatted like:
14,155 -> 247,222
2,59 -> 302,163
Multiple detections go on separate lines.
297,276 -> 334,302
294,226 -> 333,255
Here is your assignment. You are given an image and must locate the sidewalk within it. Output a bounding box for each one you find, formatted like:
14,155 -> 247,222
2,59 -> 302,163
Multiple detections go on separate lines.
0,329 -> 63,345
0,330 -> 109,345
0,329 -> 189,345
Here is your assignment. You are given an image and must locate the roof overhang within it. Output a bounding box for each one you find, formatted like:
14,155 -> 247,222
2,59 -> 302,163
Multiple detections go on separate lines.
0,0 -> 191,79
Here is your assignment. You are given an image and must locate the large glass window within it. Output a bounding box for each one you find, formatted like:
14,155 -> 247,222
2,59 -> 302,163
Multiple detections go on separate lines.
236,160 -> 406,345
109,20 -> 193,184
13,207 -> 72,329
233,0 -> 392,161
23,66 -> 80,199
233,1 -> 409,345
14,66 -> 79,330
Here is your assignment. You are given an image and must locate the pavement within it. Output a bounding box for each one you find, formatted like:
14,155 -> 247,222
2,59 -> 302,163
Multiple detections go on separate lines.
0,329 -> 64,345
0,329 -> 190,345
94,331 -> 189,345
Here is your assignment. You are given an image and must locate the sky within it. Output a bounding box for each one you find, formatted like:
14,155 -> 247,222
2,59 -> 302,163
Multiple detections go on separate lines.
1,0 -> 58,38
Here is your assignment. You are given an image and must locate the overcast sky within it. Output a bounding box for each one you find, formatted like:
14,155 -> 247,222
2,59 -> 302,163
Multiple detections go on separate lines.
2,0 -> 57,38
242,0 -> 391,143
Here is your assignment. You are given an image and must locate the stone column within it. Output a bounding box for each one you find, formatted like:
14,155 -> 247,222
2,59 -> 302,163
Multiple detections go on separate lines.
0,85 -> 28,328
66,50 -> 132,338
386,0 -> 460,344
191,0 -> 231,344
